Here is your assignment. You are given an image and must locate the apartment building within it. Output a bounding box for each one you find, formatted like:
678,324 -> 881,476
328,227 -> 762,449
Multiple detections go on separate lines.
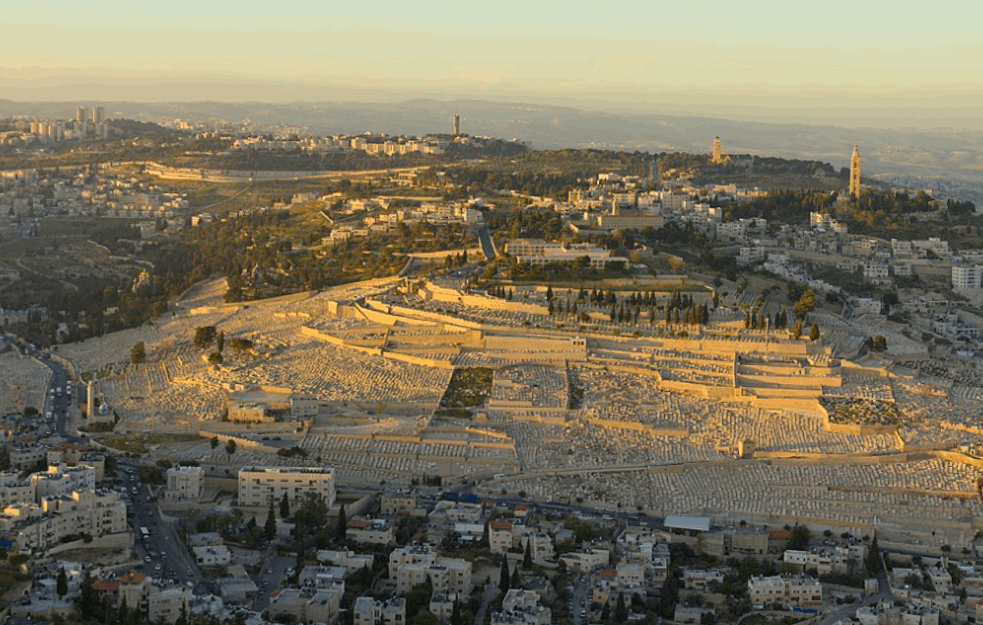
748,574 -> 823,609
389,543 -> 437,577
237,466 -> 336,508
31,464 -> 96,503
492,589 -> 552,625
559,548 -> 610,572
504,239 -> 628,270
165,465 -> 204,501
0,472 -> 34,507
783,544 -> 867,575
354,597 -> 406,625
395,557 -> 472,595
16,489 -> 127,550
489,520 -> 514,555
380,493 -> 418,515
270,588 -> 342,624
147,584 -> 191,625
952,265 -> 983,290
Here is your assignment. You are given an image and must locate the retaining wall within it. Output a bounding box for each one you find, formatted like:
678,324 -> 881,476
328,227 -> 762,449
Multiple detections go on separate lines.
47,531 -> 133,555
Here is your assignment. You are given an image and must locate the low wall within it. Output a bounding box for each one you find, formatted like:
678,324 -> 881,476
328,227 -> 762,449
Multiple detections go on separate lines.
486,400 -> 568,413
254,385 -> 295,395
840,365 -> 891,378
737,374 -> 832,389
203,476 -> 238,492
465,427 -> 513,441
389,328 -> 482,346
301,327 -> 384,356
504,413 -> 568,426
485,334 -> 583,353
748,397 -> 822,411
204,421 -> 303,434
584,416 -> 688,437
47,353 -> 77,380
381,350 -> 455,369
934,450 -> 983,471
190,305 -> 240,315
363,300 -> 486,330
825,421 -> 900,436
655,337 -> 810,359
47,532 -> 133,556
315,431 -> 515,452
424,282 -> 549,316
198,431 -> 280,454
341,492 -> 377,517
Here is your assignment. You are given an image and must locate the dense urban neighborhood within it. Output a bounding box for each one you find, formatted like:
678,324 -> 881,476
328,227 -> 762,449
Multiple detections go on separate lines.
3,113 -> 983,625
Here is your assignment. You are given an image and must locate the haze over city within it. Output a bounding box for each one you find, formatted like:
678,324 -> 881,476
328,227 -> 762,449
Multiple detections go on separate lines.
3,0 -> 982,127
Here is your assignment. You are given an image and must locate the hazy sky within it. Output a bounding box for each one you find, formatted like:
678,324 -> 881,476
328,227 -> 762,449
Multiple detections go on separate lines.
2,0 -> 981,117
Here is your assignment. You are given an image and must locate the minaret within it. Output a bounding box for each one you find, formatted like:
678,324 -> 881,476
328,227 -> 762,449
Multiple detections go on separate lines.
86,380 -> 97,426
711,136 -> 723,164
849,142 -> 861,197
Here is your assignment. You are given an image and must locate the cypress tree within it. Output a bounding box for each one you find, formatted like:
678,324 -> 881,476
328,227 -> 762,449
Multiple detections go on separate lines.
451,599 -> 464,625
615,592 -> 628,622
57,567 -> 68,597
336,504 -> 347,541
867,534 -> 882,574
265,499 -> 277,540
118,596 -> 129,625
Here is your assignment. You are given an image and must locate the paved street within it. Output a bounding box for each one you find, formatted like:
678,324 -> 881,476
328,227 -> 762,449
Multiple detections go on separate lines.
118,459 -> 202,589
254,554 -> 293,611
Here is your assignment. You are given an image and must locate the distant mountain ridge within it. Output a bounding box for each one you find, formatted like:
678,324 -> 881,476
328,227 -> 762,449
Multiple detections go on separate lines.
2,98 -> 982,200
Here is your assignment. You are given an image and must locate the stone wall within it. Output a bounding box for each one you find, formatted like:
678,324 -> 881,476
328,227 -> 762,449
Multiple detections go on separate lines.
424,282 -> 549,317
47,531 -> 133,555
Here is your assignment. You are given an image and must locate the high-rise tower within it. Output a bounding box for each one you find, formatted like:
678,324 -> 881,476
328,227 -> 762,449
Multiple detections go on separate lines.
76,106 -> 87,123
711,136 -> 723,164
92,106 -> 106,124
453,114 -> 460,136
849,142 -> 861,197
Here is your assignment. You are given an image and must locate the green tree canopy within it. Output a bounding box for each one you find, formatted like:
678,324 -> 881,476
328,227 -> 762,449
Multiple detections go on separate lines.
194,325 -> 217,349
130,341 -> 146,364
794,289 -> 816,320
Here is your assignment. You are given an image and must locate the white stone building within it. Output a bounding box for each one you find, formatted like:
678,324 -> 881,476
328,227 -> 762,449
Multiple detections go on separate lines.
165,465 -> 204,501
237,466 -> 336,509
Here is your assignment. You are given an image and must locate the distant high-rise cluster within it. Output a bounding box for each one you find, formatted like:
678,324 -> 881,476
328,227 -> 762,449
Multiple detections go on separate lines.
76,105 -> 106,124
25,104 -> 110,143
849,142 -> 861,197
